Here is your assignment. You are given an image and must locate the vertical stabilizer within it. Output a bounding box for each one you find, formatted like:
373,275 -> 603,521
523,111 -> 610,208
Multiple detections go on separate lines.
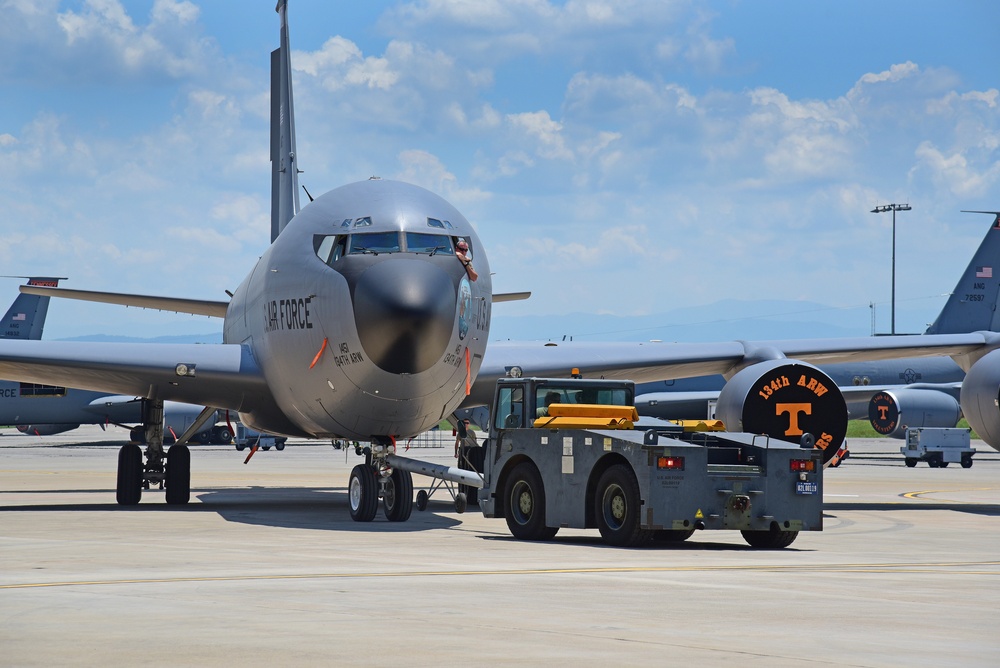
1,277 -> 66,340
270,0 -> 301,243
925,211 -> 1000,334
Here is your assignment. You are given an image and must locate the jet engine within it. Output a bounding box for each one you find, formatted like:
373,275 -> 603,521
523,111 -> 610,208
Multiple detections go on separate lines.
16,423 -> 80,436
960,349 -> 1000,451
868,389 -> 961,439
716,360 -> 848,465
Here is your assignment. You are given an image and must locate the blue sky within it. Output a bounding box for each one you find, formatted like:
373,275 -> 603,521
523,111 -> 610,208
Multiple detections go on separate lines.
0,0 -> 997,340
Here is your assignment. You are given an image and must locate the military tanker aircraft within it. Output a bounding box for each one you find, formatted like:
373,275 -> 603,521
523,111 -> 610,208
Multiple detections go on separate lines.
5,2 -> 1000,522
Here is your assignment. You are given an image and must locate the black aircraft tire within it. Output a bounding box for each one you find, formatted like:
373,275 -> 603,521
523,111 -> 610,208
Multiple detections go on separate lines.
454,492 -> 467,514
595,464 -> 651,547
349,465 -> 378,522
505,462 -> 557,541
741,526 -> 799,549
165,444 -> 191,505
383,469 -> 414,522
116,444 -> 143,505
415,489 -> 428,511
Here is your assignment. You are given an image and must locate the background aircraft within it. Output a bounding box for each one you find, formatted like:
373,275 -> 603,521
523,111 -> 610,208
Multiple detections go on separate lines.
0,277 -> 234,444
634,211 -> 1000,437
3,2 -> 1000,522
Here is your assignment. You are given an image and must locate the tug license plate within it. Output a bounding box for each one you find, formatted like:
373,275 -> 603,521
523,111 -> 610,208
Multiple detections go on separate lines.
796,481 -> 818,495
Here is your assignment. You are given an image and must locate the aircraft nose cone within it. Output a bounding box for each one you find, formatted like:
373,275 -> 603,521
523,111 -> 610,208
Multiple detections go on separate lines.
353,259 -> 457,374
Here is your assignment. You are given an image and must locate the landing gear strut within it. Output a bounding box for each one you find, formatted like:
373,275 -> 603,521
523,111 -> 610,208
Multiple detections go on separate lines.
115,399 -> 191,506
347,436 -> 413,522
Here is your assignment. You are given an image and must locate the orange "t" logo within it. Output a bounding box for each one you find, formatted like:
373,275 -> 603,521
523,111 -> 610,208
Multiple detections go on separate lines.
776,403 -> 812,436
877,404 -> 889,420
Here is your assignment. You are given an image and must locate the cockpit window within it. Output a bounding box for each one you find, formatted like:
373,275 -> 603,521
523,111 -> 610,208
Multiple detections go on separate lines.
405,233 -> 453,255
455,237 -> 474,261
427,217 -> 455,230
354,216 -> 373,228
314,234 -> 347,265
350,232 -> 400,255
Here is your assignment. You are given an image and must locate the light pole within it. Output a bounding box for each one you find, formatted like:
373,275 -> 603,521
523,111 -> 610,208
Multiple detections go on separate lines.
870,203 -> 911,335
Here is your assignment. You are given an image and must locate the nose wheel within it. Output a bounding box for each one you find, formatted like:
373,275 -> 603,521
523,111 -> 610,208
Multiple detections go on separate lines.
348,439 -> 414,522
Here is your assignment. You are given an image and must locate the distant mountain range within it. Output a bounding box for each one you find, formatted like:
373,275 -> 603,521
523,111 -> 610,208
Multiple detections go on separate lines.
55,298 -> 938,344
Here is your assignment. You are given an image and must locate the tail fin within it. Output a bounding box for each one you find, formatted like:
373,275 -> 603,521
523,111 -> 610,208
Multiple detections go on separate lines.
925,211 -> 1000,334
270,0 -> 301,243
0,277 -> 66,340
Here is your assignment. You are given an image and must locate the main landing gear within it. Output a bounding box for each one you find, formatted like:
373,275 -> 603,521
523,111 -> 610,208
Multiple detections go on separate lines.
348,436 -> 414,522
115,399 -> 191,506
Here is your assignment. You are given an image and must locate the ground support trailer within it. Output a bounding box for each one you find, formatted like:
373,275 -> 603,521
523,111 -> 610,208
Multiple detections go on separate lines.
478,377 -> 824,548
901,427 -> 975,468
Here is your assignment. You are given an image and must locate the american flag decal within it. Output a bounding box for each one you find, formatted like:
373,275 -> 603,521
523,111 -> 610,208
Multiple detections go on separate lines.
976,266 -> 993,278
12,313 -> 25,321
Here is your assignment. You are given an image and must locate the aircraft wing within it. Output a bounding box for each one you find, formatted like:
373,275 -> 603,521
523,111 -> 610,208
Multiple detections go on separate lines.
467,332 -> 1000,406
20,285 -> 229,318
0,341 -> 265,411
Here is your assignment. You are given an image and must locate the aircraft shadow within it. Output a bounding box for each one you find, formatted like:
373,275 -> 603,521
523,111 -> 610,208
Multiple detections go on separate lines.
0,486 -> 462,533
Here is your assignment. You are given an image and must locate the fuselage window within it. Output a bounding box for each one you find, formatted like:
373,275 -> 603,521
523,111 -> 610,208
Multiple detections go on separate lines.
350,232 -> 400,255
405,233 -> 453,255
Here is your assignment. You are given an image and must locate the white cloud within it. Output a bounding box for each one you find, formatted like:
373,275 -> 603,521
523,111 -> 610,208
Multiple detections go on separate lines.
912,142 -> 1000,197
507,111 -> 573,160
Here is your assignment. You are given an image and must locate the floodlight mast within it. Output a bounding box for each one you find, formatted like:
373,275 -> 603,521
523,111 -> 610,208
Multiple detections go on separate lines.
870,203 -> 912,335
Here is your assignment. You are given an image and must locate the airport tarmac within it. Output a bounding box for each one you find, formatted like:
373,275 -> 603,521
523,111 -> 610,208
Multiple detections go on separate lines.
1,425 -> 998,667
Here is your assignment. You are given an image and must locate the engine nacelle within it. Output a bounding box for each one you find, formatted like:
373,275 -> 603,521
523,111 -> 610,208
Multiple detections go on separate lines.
717,360 -> 848,465
868,389 -> 961,439
16,423 -> 81,436
960,349 -> 1000,451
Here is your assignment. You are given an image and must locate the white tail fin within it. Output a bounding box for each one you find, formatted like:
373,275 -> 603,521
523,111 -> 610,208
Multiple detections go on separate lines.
270,0 -> 300,243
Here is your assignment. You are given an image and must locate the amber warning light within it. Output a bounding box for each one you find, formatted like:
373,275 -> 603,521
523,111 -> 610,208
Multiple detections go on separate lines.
657,456 -> 684,470
790,459 -> 815,472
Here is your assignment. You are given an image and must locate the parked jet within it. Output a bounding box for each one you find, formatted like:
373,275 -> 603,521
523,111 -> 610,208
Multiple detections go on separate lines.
4,2 -> 1000,522
0,277 -> 234,443
635,211 -> 1000,437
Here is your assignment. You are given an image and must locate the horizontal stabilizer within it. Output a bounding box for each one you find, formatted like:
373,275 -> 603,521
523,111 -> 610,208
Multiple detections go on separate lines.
20,286 -> 229,318
494,291 -> 530,303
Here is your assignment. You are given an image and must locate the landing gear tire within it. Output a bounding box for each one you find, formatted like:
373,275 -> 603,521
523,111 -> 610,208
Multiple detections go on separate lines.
741,525 -> 799,549
349,464 -> 378,522
904,457 -> 918,468
213,426 -> 233,445
383,469 -> 414,522
165,444 -> 191,505
652,528 -> 695,543
116,444 -> 143,505
504,462 -> 557,541
595,464 -> 651,547
454,492 -> 467,514
415,489 -> 429,511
